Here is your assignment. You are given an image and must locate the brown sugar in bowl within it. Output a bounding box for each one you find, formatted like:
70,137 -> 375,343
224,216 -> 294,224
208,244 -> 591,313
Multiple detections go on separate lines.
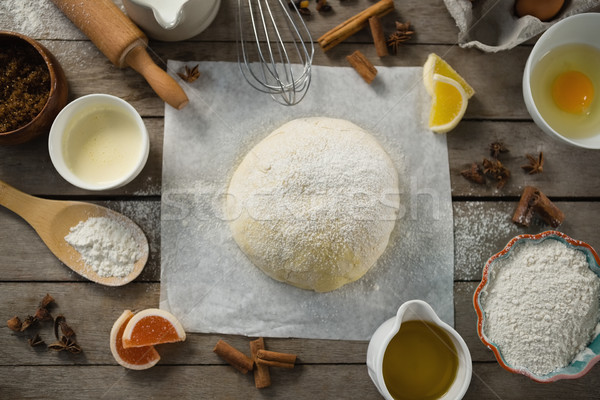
0,31 -> 68,146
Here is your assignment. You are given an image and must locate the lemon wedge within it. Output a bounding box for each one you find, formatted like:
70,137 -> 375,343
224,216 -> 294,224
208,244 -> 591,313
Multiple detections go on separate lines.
423,53 -> 475,99
428,73 -> 468,133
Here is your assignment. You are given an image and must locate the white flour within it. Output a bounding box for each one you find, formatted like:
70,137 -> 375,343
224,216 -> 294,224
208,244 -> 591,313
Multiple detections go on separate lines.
481,239 -> 600,376
65,216 -> 142,278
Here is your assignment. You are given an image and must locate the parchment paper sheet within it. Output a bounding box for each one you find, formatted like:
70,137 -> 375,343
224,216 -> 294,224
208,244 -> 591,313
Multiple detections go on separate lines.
443,0 -> 600,52
160,61 -> 454,340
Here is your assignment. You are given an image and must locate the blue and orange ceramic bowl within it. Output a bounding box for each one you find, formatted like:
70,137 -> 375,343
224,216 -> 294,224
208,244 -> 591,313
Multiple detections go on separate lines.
473,231 -> 600,383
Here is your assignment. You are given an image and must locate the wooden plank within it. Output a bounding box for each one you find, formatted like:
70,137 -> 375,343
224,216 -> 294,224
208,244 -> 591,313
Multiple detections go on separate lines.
0,281 -> 593,365
0,201 -> 161,282
32,38 -> 532,119
6,118 -> 597,200
454,202 -> 600,281
0,118 -> 163,197
6,118 -> 598,199
0,365 -> 383,399
448,121 -> 600,198
2,280 -> 600,397
1,0 -> 459,44
0,282 -> 368,366
1,362 -> 600,399
466,362 -> 600,400
150,41 -> 530,120
2,200 -> 599,282
1,2 -> 534,120
0,281 -> 491,365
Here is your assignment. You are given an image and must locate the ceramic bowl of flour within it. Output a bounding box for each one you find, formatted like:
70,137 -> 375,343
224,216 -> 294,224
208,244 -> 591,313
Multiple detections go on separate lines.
474,231 -> 600,383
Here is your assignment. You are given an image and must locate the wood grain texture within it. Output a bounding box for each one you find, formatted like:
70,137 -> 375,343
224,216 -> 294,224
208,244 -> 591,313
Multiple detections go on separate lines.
0,201 -> 161,282
1,362 -> 600,399
50,0 -> 147,67
2,201 -> 599,283
2,0 -> 600,398
1,281 -> 597,366
0,0 -> 458,44
38,40 -> 532,119
0,118 -> 163,196
454,202 -> 600,281
448,121 -> 600,197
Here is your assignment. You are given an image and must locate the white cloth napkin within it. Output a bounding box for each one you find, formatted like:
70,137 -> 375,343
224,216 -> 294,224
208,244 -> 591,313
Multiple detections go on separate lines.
443,0 -> 600,52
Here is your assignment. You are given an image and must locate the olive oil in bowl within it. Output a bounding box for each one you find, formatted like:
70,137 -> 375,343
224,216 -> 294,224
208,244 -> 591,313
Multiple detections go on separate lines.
382,320 -> 458,400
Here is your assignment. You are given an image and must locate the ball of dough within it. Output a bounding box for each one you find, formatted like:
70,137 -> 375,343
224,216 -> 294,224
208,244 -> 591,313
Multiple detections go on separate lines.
225,117 -> 400,292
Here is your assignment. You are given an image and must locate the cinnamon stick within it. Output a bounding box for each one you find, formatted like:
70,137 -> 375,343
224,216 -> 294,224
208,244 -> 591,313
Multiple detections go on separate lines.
368,16 -> 389,57
213,340 -> 254,374
533,190 -> 565,228
249,338 -> 271,389
512,186 -> 564,228
318,0 -> 395,52
257,349 -> 297,365
256,358 -> 296,369
512,186 -> 538,227
346,50 -> 377,83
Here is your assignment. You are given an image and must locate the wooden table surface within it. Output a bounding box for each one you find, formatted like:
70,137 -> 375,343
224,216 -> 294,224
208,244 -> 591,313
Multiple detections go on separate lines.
2,1 -> 600,398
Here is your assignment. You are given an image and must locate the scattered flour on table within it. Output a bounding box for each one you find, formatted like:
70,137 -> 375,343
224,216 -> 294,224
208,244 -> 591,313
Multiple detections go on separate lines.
65,216 -> 142,278
481,239 -> 600,376
1,0 -> 77,38
454,202 -> 546,279
454,202 -> 515,278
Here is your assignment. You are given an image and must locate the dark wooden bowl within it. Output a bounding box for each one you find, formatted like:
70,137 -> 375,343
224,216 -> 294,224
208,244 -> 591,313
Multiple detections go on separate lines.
0,31 -> 69,146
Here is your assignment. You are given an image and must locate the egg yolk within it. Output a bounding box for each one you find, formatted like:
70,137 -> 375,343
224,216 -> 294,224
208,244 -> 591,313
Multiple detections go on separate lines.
552,70 -> 594,114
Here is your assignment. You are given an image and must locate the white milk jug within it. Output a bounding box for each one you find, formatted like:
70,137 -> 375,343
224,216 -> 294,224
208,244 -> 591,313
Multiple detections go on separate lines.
122,0 -> 221,42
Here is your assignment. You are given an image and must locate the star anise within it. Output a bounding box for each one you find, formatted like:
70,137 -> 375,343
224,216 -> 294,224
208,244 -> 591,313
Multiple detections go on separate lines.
28,334 -> 45,347
49,316 -> 81,354
316,0 -> 331,12
386,21 -> 414,54
39,293 -> 55,309
460,162 -> 486,184
35,306 -> 53,322
54,315 -> 75,339
177,64 -> 200,83
298,7 -> 311,16
489,141 -> 509,158
7,316 -> 22,332
20,315 -> 38,332
48,335 -> 82,354
482,158 -> 511,188
521,152 -> 544,174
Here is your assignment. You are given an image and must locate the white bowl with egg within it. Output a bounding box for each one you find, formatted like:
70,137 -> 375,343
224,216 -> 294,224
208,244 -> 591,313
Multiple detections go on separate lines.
523,13 -> 600,149
49,94 -> 149,191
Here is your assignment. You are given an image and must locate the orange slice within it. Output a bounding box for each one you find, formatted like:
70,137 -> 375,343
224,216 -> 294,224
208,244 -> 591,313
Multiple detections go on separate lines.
110,310 -> 160,370
423,53 -> 475,99
428,73 -> 469,133
122,308 -> 186,348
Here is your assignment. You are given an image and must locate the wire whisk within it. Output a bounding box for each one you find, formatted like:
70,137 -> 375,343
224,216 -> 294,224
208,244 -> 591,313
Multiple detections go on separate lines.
237,0 -> 314,106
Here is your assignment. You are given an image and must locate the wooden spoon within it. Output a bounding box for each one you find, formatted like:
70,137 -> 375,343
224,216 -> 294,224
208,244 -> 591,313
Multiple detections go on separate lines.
0,180 -> 148,286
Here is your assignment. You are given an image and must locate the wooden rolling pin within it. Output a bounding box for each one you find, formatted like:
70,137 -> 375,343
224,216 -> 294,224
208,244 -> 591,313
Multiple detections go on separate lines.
51,0 -> 189,110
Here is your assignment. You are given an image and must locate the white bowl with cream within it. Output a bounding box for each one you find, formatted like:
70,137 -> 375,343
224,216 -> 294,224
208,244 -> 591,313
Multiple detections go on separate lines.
49,94 -> 149,191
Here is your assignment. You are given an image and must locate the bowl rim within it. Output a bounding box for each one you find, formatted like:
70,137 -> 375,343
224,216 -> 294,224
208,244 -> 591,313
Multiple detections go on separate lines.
0,30 -> 61,137
522,13 -> 600,150
473,230 -> 600,383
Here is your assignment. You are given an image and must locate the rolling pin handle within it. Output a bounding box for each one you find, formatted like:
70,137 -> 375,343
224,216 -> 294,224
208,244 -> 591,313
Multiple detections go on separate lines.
125,46 -> 189,110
